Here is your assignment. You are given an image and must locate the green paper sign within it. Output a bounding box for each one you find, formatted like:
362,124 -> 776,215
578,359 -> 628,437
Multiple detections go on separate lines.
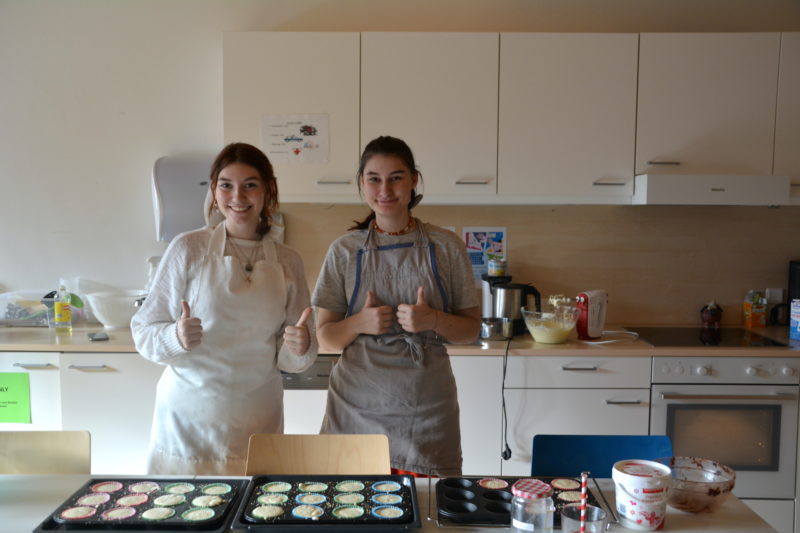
0,372 -> 32,423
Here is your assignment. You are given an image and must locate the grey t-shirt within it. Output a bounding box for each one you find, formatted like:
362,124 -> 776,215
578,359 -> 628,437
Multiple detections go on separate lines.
312,222 -> 479,315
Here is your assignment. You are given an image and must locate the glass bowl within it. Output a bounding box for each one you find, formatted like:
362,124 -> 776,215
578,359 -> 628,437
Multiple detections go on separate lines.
520,305 -> 580,344
657,456 -> 736,513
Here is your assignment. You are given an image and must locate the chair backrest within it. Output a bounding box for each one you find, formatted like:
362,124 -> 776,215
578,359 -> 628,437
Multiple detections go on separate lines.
531,434 -> 673,478
245,434 -> 391,475
0,430 -> 91,474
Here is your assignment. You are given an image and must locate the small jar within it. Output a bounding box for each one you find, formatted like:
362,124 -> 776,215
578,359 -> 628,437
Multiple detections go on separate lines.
488,259 -> 507,276
510,478 -> 554,532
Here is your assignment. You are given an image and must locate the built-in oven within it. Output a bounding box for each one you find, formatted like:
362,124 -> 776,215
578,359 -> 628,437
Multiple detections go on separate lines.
650,356 -> 800,500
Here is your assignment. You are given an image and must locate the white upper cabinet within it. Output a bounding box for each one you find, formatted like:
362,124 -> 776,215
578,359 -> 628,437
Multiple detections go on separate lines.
498,33 -> 638,201
774,33 -> 800,204
636,33 -> 781,176
361,33 -> 499,200
223,32 -> 360,202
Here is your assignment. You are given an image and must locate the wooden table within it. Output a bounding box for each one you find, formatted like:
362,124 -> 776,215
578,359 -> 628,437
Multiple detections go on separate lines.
1,475 -> 777,533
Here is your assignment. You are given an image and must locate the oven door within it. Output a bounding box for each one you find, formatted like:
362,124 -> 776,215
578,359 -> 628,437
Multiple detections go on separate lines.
651,384 -> 798,499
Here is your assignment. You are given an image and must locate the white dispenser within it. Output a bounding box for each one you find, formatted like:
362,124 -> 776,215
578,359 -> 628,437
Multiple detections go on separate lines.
152,154 -> 215,241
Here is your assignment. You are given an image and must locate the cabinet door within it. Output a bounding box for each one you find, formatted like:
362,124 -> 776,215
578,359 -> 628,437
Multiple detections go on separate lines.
774,32 -> 800,205
60,353 -> 164,474
636,33 -> 780,175
224,32 -> 360,202
0,353 -> 61,430
451,356 -> 503,476
361,32 -> 498,200
498,33 -> 638,200
501,388 -> 651,476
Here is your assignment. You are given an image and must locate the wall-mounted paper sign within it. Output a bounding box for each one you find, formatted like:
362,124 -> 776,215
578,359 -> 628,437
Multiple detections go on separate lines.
0,373 -> 31,423
260,114 -> 330,164
463,226 -> 506,280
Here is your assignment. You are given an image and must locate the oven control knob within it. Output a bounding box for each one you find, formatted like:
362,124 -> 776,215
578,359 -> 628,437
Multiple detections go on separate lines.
695,366 -> 710,376
781,367 -> 794,377
746,366 -> 758,377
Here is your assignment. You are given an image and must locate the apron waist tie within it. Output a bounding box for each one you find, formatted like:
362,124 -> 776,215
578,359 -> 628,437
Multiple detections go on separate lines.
377,332 -> 444,365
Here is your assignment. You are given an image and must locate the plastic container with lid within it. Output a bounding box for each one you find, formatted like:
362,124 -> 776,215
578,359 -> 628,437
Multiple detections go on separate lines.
612,459 -> 671,531
510,478 -> 554,532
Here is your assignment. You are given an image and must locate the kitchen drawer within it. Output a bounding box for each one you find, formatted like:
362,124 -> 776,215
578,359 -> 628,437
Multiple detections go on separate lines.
501,388 -> 651,476
0,352 -> 61,430
505,356 -> 651,388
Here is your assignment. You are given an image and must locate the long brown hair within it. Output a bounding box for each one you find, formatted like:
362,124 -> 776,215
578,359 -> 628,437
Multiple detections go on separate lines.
349,136 -> 422,231
208,143 -> 279,236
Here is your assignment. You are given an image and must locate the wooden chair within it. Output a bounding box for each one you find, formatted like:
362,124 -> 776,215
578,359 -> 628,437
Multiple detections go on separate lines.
245,434 -> 391,475
531,434 -> 673,478
0,430 -> 91,474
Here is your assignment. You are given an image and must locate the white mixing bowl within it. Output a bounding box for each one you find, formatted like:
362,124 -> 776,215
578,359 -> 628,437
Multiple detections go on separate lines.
85,290 -> 146,329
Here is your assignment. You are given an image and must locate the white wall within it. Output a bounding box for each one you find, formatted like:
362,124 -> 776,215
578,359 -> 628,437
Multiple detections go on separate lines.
1,0 -> 799,293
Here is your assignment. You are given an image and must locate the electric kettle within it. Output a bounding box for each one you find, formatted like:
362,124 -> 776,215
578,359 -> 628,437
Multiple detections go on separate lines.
494,283 -> 541,336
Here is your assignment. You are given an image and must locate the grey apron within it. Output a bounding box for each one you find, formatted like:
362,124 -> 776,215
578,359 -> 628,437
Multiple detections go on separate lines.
320,220 -> 462,475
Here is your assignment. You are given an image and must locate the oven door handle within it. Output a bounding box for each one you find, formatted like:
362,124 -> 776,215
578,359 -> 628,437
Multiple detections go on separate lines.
661,393 -> 798,401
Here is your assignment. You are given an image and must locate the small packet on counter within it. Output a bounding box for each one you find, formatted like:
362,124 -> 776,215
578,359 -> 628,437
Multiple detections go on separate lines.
743,290 -> 767,328
790,299 -> 800,341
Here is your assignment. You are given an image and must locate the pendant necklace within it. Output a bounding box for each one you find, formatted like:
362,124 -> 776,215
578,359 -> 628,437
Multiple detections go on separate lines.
227,231 -> 260,282
373,218 -> 416,236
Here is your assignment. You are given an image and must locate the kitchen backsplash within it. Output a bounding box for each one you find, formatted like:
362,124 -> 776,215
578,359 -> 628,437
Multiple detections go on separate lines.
281,203 -> 800,327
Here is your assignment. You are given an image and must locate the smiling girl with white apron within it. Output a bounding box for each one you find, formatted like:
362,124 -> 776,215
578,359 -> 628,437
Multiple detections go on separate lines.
147,223 -> 287,475
320,221 -> 463,476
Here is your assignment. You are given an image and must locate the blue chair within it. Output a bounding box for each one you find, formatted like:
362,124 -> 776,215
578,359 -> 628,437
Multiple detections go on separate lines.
531,434 -> 672,478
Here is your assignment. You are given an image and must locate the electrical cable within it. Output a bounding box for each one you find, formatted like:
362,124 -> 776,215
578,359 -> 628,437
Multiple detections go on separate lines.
577,330 -> 640,345
500,336 -> 512,461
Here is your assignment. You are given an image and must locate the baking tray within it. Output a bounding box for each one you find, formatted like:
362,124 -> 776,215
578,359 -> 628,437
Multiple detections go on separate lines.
229,474 -> 421,532
435,476 -> 601,528
33,477 -> 247,532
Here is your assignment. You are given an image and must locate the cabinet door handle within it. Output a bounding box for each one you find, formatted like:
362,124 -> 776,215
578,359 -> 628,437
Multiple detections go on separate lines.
605,399 -> 643,405
68,364 -> 109,370
455,178 -> 492,185
592,179 -> 628,187
661,393 -> 797,401
561,365 -> 599,372
316,178 -> 351,185
646,160 -> 681,165
13,362 -> 54,369
710,188 -> 726,193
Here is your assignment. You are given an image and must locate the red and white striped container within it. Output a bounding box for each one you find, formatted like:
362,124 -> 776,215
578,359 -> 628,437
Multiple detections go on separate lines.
612,459 -> 671,531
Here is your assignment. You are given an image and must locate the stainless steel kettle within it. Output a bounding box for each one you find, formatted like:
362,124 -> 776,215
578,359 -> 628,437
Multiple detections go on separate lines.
493,283 -> 541,335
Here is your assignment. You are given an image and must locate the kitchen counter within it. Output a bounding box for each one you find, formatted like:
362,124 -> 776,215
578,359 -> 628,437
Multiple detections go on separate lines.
0,474 -> 778,533
0,325 -> 796,355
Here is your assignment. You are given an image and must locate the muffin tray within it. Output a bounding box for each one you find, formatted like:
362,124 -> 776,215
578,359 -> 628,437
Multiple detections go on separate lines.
33,477 -> 247,532
229,474 -> 421,532
436,476 -> 600,527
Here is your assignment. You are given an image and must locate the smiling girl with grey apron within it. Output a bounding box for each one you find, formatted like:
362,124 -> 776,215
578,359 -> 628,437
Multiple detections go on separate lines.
320,220 -> 462,476
147,223 -> 288,475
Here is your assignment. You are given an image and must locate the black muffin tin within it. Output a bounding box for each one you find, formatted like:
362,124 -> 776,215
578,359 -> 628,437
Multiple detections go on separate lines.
229,474 -> 420,532
33,477 -> 247,532
436,476 -> 600,528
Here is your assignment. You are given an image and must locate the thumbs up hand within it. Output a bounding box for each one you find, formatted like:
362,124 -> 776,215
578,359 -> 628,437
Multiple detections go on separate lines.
177,300 -> 203,350
397,286 -> 439,333
284,307 -> 313,356
357,290 -> 394,335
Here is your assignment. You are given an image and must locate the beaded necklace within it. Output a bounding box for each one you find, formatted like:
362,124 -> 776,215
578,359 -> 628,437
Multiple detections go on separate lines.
373,218 -> 416,236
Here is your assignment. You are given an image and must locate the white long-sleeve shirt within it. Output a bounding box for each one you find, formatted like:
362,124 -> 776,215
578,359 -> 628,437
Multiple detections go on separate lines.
131,226 -> 317,373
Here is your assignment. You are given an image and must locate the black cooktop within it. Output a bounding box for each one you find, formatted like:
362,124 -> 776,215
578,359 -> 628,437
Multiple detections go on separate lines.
625,326 -> 787,347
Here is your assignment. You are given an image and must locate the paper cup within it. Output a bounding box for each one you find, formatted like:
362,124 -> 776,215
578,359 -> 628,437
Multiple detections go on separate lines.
612,459 -> 671,530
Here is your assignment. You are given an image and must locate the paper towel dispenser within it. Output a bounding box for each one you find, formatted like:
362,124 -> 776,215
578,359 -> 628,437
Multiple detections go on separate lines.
152,154 -> 215,241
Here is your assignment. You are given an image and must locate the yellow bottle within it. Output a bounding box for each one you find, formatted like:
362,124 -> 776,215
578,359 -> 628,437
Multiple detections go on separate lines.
54,285 -> 72,334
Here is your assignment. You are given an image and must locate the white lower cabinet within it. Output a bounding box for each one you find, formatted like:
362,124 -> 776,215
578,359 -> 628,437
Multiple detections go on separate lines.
59,353 -> 164,475
283,389 -> 327,435
501,356 -> 652,476
0,352 -> 61,430
451,356 -> 504,476
742,499 -> 794,533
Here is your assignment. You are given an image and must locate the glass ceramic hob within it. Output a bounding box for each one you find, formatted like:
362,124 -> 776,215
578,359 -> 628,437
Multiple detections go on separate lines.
625,326 -> 787,347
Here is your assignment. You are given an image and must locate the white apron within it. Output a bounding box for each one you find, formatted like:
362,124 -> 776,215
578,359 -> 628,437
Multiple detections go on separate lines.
320,220 -> 462,476
148,223 -> 287,475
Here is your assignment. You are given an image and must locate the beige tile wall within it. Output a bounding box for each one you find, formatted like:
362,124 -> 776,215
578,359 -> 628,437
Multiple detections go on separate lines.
282,203 -> 800,326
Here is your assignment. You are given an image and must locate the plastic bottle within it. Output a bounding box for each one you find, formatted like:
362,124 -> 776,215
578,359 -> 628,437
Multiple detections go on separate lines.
54,285 -> 72,333
511,478 -> 554,532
